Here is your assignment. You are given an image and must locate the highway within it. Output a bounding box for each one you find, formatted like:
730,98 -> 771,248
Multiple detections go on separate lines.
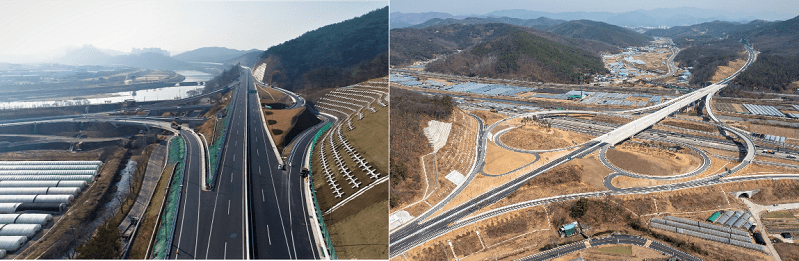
245,67 -> 321,259
389,42 -> 759,258
171,69 -> 249,259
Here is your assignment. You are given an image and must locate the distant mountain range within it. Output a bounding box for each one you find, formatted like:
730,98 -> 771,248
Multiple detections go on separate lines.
172,47 -> 261,64
391,7 -> 795,29
53,45 -> 260,70
409,17 -> 651,47
647,15 -> 799,56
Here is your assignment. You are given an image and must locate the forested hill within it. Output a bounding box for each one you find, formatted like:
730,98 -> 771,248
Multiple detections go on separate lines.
425,27 -> 608,84
390,23 -> 615,68
648,15 -> 799,93
258,7 -> 388,92
547,20 -> 652,47
646,15 -> 799,56
409,17 -> 650,47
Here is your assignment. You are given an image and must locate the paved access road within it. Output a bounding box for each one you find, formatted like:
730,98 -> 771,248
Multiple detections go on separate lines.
522,234 -> 701,261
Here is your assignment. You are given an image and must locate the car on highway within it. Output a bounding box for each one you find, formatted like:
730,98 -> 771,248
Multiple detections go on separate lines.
277,164 -> 284,170
788,155 -> 796,159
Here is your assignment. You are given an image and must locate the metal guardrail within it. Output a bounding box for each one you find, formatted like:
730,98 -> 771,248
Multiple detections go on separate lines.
307,122 -> 337,259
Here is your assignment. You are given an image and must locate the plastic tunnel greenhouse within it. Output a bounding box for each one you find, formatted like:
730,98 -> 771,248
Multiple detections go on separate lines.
0,214 -> 52,225
0,180 -> 87,189
0,236 -> 27,251
0,224 -> 41,237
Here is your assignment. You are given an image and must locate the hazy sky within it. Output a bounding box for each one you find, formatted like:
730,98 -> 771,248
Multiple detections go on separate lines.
390,0 -> 798,17
0,0 -> 387,63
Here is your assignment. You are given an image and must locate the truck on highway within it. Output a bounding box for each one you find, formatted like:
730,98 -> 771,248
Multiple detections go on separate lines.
762,149 -> 775,154
171,121 -> 181,130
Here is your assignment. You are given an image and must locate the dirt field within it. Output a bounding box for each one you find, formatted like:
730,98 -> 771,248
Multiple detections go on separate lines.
605,143 -> 701,176
611,155 -> 734,189
499,125 -> 593,151
774,243 -> 799,261
483,141 -> 541,175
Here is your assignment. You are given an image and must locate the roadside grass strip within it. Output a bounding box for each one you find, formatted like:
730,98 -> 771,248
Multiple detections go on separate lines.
308,122 -> 337,259
207,90 -> 237,187
152,136 -> 186,259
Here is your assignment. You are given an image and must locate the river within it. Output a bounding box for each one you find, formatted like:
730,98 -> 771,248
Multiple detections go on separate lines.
0,70 -> 213,110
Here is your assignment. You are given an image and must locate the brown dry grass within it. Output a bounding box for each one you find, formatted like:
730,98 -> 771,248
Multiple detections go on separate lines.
711,58 -> 747,83
611,155 -> 734,189
774,243 -> 799,261
499,125 -> 593,151
128,163 -> 175,259
738,121 -> 799,140
262,107 -> 304,150
431,148 -> 570,218
483,158 -> 609,215
592,115 -> 633,125
605,143 -> 701,176
660,118 -> 717,133
195,91 -> 233,141
483,141 -> 540,175
470,110 -> 505,126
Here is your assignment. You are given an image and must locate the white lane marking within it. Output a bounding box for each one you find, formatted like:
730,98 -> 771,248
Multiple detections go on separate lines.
204,168 -> 225,258
262,189 -> 265,202
231,171 -> 233,183
174,139 -> 196,258
287,172 -> 298,258
299,175 -> 317,258
259,166 -> 261,175
268,225 -> 272,245
224,242 -> 227,259
233,153 -> 236,162
228,200 -> 231,215
257,149 -> 259,156
264,144 -> 292,258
